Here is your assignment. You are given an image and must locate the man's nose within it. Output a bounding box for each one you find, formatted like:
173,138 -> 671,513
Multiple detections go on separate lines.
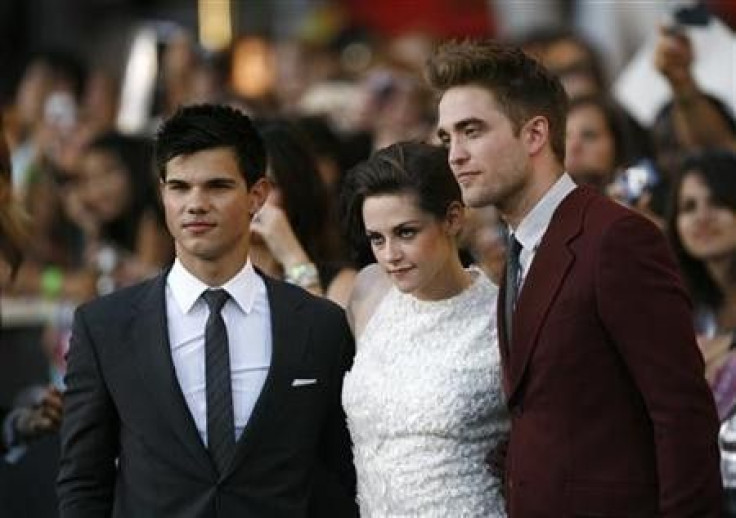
448,140 -> 469,167
186,189 -> 210,213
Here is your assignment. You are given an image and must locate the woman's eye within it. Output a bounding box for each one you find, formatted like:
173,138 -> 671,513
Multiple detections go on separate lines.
581,129 -> 599,141
368,234 -> 384,246
398,228 -> 417,239
678,199 -> 697,214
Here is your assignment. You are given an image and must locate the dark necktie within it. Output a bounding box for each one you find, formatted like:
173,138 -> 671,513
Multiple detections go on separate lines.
202,289 -> 235,474
504,235 -> 523,345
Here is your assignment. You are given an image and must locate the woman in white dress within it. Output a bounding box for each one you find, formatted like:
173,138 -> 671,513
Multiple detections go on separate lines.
341,141 -> 509,517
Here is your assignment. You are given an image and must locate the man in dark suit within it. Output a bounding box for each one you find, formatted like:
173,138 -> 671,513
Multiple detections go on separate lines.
57,104 -> 357,517
430,41 -> 723,516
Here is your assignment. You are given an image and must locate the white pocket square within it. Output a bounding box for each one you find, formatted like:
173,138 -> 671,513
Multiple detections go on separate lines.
291,378 -> 317,387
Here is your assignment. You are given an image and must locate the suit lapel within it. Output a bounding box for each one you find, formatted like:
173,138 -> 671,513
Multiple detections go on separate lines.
129,272 -> 216,476
228,274 -> 309,472
506,186 -> 593,402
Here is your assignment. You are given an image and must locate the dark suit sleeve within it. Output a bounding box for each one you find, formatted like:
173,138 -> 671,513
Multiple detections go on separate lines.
0,406 -> 8,454
308,309 -> 358,518
596,214 -> 722,516
57,306 -> 119,518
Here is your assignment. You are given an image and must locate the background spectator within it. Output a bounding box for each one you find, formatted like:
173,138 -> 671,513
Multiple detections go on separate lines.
665,149 -> 736,515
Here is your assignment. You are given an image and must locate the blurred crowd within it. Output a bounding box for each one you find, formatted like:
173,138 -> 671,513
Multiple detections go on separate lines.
2,0 -> 736,515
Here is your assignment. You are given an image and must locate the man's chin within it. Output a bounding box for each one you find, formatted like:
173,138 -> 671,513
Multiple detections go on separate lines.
461,188 -> 494,209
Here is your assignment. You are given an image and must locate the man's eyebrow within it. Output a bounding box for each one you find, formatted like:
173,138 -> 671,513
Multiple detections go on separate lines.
163,178 -> 188,185
163,176 -> 239,186
204,176 -> 238,185
437,117 -> 484,136
454,118 -> 484,130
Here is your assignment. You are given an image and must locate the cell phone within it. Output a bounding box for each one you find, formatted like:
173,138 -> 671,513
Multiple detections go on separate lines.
614,160 -> 661,205
44,91 -> 77,130
662,2 -> 710,38
674,2 -> 710,27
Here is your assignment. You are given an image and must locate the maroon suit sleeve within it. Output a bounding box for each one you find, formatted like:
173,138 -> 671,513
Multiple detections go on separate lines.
595,214 -> 722,516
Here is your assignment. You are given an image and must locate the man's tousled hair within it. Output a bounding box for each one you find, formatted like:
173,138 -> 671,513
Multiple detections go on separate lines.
426,39 -> 568,162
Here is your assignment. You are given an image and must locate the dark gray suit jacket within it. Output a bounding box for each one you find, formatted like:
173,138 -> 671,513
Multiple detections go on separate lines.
57,270 -> 357,517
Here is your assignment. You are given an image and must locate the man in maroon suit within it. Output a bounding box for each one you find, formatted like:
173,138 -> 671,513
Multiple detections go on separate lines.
429,40 -> 722,517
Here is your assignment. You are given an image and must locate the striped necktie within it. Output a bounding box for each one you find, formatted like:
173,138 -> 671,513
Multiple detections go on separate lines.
504,236 -> 522,345
202,289 -> 235,474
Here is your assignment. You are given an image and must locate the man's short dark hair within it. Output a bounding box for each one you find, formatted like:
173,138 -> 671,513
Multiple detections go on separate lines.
154,104 -> 266,187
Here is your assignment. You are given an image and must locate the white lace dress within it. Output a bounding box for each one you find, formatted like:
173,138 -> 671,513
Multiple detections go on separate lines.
342,268 -> 509,517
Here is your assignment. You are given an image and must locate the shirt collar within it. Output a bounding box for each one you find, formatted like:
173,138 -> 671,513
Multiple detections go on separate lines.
167,258 -> 259,315
513,173 -> 577,252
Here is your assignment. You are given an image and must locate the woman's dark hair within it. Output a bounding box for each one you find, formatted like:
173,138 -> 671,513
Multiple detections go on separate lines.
341,141 -> 461,257
292,115 -> 343,166
85,131 -> 162,252
256,118 -> 343,264
666,149 -> 736,310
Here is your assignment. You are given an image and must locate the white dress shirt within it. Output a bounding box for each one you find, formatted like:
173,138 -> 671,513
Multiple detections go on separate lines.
511,173 -> 577,291
165,258 -> 272,446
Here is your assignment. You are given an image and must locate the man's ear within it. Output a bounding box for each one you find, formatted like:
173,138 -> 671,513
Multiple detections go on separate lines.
248,177 -> 271,215
444,201 -> 465,236
522,115 -> 549,156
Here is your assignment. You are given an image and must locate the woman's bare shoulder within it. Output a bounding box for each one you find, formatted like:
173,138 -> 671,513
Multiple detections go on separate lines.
346,263 -> 392,339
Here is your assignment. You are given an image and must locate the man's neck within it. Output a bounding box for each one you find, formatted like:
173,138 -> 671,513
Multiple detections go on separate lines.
502,172 -> 563,231
179,255 -> 249,287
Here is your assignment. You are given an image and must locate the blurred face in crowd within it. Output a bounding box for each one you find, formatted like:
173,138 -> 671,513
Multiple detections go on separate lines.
437,85 -> 530,215
362,192 -> 461,300
160,147 -> 267,277
565,103 -> 616,178
78,148 -> 132,223
542,38 -> 600,100
676,171 -> 736,263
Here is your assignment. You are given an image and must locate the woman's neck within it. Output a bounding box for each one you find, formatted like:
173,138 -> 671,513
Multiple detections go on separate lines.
706,256 -> 732,290
414,254 -> 472,301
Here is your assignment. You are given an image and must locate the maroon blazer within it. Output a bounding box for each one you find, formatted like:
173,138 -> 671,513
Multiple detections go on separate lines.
498,185 -> 722,517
